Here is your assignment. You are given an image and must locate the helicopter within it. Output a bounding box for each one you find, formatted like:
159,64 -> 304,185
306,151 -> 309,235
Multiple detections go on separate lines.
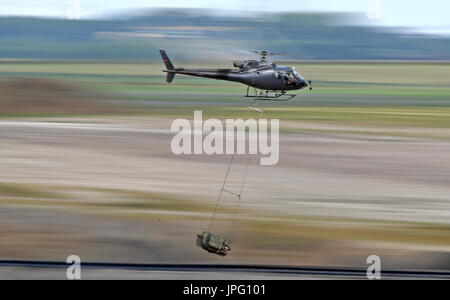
159,49 -> 312,101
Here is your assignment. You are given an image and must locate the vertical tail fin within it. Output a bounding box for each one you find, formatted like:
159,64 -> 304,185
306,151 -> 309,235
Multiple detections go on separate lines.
159,49 -> 175,83
159,49 -> 174,70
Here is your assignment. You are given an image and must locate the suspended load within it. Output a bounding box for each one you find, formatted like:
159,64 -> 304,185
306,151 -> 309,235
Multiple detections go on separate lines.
196,231 -> 231,256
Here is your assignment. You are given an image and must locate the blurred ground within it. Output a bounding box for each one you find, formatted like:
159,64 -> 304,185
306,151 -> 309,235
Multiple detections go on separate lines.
0,78 -> 112,114
0,117 -> 449,270
0,267 -> 353,280
0,62 -> 449,277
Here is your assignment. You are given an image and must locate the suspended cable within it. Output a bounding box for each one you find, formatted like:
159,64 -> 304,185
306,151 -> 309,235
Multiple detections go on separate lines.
208,154 -> 235,231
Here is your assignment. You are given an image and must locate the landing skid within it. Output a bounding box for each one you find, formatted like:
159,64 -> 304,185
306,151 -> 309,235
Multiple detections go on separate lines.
245,86 -> 296,101
245,87 -> 295,113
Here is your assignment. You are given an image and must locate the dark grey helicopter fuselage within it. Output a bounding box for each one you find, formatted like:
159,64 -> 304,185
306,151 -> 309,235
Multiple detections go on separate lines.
160,50 -> 310,92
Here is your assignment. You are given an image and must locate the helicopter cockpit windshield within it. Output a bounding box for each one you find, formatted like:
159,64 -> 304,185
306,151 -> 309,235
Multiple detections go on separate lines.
279,68 -> 307,87
292,69 -> 304,80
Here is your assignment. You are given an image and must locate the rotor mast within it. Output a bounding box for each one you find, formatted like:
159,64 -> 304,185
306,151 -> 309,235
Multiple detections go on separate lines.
254,50 -> 275,63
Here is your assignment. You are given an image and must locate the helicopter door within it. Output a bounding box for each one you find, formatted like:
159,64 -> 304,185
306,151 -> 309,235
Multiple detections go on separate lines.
280,72 -> 289,84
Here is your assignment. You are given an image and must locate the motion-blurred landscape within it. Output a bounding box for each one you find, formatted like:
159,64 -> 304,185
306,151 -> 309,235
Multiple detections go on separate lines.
1,9 -> 450,60
0,8 -> 449,278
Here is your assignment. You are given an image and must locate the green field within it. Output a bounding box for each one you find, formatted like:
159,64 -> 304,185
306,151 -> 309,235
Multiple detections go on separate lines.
1,61 -> 450,129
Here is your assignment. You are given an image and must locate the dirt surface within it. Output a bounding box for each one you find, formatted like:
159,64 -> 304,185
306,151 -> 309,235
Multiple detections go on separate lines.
0,117 -> 449,273
0,79 -> 111,114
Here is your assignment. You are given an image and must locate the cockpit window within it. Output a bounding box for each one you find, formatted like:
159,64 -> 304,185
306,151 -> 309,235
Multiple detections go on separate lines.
293,70 -> 303,79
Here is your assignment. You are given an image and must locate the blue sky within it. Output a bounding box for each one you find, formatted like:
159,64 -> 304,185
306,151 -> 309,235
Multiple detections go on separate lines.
1,0 -> 449,34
